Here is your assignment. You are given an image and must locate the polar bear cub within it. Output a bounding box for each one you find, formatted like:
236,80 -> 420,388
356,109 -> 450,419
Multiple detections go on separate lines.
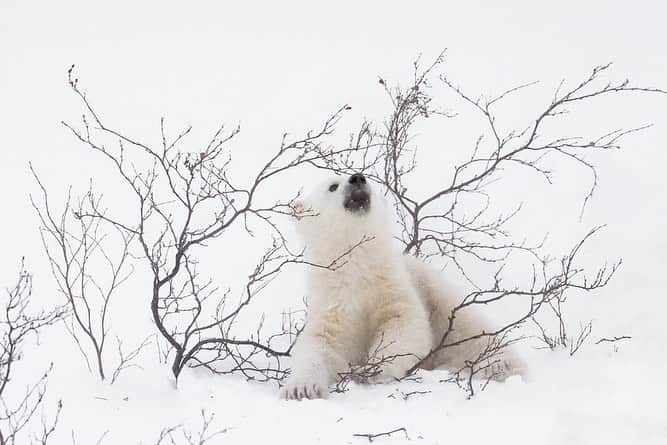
281,173 -> 521,400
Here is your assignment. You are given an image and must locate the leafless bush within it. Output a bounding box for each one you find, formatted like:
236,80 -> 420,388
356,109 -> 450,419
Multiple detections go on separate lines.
0,260 -> 65,444
58,66 -> 363,381
532,312 -> 594,356
30,171 -> 150,382
439,328 -> 522,398
568,321 -> 594,356
152,410 -> 227,445
528,249 -> 603,357
110,335 -> 153,384
310,51 -> 664,393
317,52 -> 664,263
411,226 -> 619,380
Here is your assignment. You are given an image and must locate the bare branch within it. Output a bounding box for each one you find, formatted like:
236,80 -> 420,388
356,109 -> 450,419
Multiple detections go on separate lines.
595,335 -> 632,345
153,410 -> 228,445
353,427 -> 409,442
0,260 -> 65,444
30,167 -> 134,382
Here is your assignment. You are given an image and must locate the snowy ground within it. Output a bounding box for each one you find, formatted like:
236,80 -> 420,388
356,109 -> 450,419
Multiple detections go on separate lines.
40,350 -> 666,445
1,1 -> 667,444
41,347 -> 667,444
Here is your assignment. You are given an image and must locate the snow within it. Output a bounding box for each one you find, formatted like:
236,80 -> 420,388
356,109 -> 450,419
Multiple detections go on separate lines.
45,349 -> 667,444
1,0 -> 667,443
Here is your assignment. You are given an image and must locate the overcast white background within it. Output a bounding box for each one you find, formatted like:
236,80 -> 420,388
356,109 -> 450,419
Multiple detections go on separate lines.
1,1 -> 666,444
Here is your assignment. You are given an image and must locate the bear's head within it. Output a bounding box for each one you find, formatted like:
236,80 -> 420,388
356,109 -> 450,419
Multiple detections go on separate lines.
291,173 -> 393,263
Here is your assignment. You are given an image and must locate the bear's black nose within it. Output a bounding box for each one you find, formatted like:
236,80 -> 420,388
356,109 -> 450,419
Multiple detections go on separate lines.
349,173 -> 366,186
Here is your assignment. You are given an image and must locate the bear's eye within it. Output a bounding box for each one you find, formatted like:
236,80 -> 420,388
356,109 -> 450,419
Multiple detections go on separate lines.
328,183 -> 338,192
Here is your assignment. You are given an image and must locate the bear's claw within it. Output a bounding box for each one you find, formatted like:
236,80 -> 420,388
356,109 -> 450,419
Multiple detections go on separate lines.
281,379 -> 328,400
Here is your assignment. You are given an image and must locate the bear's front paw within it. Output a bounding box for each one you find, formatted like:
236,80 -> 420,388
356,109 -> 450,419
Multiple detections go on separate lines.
281,375 -> 329,400
483,357 -> 526,381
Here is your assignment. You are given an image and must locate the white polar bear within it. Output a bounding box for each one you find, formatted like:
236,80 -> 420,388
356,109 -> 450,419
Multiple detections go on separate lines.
281,173 -> 522,400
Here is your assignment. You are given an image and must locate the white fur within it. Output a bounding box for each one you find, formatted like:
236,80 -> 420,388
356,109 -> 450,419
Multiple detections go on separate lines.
281,175 -> 523,400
